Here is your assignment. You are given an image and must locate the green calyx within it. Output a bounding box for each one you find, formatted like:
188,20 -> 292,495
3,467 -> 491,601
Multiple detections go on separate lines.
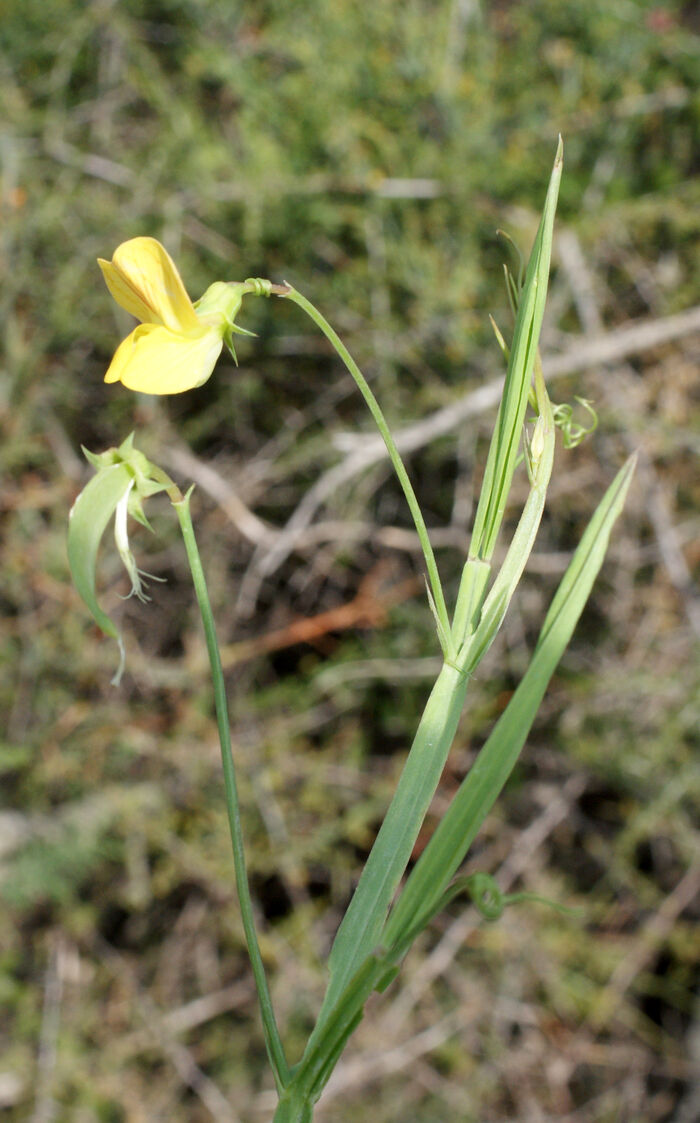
195,282 -> 258,362
194,281 -> 244,324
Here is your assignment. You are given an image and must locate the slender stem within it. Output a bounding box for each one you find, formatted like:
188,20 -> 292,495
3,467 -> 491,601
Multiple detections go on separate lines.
173,489 -> 290,1093
281,286 -> 451,647
148,465 -> 184,505
272,1089 -> 314,1123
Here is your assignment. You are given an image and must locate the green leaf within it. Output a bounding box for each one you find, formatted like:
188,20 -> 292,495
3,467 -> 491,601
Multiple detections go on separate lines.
451,557 -> 491,648
382,454 -> 636,951
67,462 -> 133,684
458,388 -> 556,674
283,953 -> 396,1109
307,660 -> 470,1049
469,138 -> 563,562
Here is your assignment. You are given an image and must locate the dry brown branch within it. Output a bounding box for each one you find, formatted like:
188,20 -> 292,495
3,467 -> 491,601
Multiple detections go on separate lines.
318,1009 -> 470,1108
114,982 -> 255,1059
557,229 -> 700,638
31,933 -> 65,1123
163,443 -> 276,548
95,938 -> 241,1123
220,562 -> 422,668
586,863 -> 700,1032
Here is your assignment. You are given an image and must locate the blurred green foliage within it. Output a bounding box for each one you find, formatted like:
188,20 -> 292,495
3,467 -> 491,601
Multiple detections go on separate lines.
1,1 -> 698,1120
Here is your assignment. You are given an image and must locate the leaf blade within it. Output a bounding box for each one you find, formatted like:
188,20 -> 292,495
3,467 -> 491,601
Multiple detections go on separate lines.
67,462 -> 133,683
469,138 -> 563,562
383,454 -> 636,949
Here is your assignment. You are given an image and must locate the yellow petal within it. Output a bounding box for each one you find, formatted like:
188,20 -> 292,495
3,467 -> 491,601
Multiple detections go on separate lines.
104,323 -> 224,395
98,259 -> 158,325
100,237 -> 200,332
103,326 -> 141,383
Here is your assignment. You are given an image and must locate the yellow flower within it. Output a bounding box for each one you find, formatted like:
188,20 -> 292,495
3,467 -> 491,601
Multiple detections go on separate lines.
98,237 -> 242,395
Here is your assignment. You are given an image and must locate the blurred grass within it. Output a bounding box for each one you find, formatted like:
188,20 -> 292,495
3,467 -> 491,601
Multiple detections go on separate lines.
1,1 -> 699,1120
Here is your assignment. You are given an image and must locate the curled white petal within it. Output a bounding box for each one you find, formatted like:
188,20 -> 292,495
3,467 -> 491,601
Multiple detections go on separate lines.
114,480 -> 151,603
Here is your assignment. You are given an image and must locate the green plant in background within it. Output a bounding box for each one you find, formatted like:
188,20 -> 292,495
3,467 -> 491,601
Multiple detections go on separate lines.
68,143 -> 634,1122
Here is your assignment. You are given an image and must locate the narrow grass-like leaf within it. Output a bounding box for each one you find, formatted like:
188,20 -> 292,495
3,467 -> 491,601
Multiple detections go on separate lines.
282,941 -> 420,1113
298,957 -> 386,1103
383,455 -> 636,950
458,393 -> 556,674
469,139 -> 563,563
451,558 -> 491,648
309,661 -> 470,1044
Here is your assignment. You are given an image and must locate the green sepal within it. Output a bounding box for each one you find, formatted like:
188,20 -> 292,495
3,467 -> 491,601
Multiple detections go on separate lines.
196,281 -> 257,367
223,320 -> 258,362
127,480 -> 164,531
229,321 -> 258,338
81,445 -> 107,470
224,332 -> 238,364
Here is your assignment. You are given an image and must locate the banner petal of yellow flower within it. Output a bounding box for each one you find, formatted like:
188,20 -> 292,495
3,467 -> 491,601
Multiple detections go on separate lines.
97,258 -> 160,326
101,237 -> 200,332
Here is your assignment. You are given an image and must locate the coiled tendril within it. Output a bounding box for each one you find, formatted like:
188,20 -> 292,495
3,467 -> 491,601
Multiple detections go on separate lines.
245,277 -> 274,297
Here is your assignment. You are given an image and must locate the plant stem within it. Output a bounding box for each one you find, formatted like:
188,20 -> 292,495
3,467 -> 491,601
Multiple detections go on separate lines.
174,489 -> 290,1093
272,1088 -> 314,1123
282,285 -> 452,649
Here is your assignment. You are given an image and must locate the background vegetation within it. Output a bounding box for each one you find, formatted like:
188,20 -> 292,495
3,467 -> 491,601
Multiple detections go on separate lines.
1,1 -> 698,1120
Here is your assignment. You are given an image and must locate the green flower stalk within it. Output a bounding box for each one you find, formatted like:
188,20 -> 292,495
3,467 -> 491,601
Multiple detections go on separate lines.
69,439 -> 290,1090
